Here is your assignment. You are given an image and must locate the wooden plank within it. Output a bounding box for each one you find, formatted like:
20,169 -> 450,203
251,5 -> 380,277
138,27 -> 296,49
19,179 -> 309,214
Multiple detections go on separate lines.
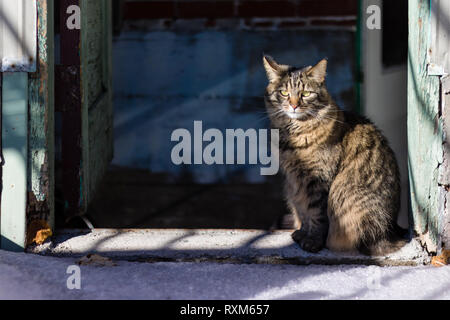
58,0 -> 113,223
439,76 -> 450,186
408,0 -> 443,252
81,0 -> 113,206
59,0 -> 83,222
429,0 -> 450,76
440,75 -> 450,249
60,0 -> 81,66
1,73 -> 28,251
56,64 -> 82,222
27,0 -> 55,240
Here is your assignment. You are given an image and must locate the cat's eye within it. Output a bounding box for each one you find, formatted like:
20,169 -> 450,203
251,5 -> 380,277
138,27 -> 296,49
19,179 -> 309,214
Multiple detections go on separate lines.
280,90 -> 289,97
302,91 -> 312,97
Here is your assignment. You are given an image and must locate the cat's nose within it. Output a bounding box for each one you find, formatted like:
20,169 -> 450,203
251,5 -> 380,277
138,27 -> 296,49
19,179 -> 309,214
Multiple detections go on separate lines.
290,97 -> 299,110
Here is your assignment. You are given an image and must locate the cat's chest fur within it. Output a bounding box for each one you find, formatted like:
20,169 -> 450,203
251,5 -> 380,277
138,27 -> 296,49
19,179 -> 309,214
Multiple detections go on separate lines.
278,122 -> 343,186
280,143 -> 341,186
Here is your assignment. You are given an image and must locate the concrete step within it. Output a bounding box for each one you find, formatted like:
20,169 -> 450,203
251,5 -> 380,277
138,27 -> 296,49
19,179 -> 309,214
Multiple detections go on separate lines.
28,229 -> 431,266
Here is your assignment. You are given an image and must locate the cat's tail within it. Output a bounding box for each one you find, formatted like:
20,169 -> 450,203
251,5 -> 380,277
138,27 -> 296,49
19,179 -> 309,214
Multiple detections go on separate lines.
358,224 -> 409,256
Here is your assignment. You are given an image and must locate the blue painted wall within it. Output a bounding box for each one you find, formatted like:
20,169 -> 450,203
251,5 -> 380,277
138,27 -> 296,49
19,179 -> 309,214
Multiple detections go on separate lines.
112,29 -> 355,183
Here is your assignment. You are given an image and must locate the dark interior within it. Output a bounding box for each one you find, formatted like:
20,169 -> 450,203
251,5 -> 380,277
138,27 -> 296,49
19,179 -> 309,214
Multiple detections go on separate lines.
55,0 -> 358,230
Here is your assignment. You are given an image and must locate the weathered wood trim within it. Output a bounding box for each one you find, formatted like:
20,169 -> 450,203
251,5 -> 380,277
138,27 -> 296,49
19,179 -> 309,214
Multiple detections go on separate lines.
428,0 -> 450,76
94,0 -> 114,194
60,0 -> 81,66
58,0 -> 84,222
440,75 -> 450,249
58,0 -> 114,223
408,0 -> 444,253
81,0 -> 114,207
79,0 -> 89,212
27,0 -> 55,241
56,64 -> 82,222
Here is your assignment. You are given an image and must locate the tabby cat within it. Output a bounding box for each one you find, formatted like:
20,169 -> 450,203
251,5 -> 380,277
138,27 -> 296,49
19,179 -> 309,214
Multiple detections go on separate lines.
263,55 -> 406,255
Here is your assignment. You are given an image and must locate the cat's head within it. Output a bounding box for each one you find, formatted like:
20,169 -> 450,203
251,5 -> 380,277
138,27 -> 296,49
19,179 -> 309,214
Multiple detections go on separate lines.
263,55 -> 332,121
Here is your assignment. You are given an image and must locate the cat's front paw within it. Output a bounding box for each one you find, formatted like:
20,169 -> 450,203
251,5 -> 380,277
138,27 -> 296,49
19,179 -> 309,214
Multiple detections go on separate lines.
291,229 -> 325,253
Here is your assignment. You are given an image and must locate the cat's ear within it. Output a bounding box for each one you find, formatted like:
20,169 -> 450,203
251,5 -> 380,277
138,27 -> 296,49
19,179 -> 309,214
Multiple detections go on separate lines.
263,55 -> 288,82
307,59 -> 327,84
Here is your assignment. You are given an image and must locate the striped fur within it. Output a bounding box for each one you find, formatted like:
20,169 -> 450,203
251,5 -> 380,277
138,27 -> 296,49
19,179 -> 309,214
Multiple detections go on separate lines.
263,56 -> 405,255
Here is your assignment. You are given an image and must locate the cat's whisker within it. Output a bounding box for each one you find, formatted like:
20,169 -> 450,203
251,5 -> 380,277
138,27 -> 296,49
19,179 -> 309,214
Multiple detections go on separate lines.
266,110 -> 286,119
250,110 -> 286,126
304,109 -> 346,125
318,113 -> 346,125
269,109 -> 286,116
251,116 -> 272,125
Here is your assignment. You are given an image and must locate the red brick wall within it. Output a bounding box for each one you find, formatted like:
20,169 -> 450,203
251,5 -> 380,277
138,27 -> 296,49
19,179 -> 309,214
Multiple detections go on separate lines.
122,0 -> 357,28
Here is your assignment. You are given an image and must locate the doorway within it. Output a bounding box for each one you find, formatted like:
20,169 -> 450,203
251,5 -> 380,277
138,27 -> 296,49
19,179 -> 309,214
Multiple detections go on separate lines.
64,1 -> 359,230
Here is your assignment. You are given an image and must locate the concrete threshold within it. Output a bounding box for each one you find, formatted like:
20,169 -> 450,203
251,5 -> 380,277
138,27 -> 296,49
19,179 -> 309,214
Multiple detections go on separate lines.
28,229 -> 431,266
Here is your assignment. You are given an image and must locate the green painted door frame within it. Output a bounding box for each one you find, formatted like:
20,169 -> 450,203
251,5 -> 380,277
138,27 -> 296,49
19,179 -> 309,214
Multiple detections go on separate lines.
1,73 -> 28,251
3,0 -> 447,256
0,0 -> 54,252
0,0 -> 112,252
408,0 -> 450,253
57,0 -> 113,224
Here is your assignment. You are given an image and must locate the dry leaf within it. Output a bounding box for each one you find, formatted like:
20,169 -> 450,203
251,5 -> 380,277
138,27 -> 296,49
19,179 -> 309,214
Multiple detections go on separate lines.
431,250 -> 450,267
26,220 -> 53,246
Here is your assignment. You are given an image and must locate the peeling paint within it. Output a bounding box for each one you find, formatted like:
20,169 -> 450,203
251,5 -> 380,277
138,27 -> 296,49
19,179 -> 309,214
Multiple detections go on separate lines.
408,0 -> 443,251
27,0 -> 55,230
27,192 -> 49,222
1,58 -> 35,72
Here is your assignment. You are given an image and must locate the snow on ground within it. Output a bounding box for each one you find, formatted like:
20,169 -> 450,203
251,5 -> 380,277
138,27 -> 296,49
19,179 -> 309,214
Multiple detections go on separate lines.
0,250 -> 449,300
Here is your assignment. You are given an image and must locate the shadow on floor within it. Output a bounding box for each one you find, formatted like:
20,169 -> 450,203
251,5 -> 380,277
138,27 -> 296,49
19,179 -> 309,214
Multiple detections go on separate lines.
84,166 -> 291,230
